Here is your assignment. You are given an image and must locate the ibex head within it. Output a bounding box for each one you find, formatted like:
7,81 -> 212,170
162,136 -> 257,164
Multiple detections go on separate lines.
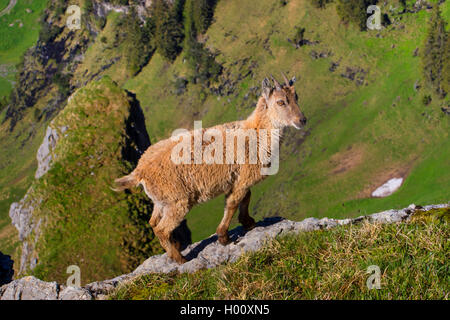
261,73 -> 307,130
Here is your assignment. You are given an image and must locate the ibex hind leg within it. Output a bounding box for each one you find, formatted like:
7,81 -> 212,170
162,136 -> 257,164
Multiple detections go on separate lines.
149,204 -> 163,228
153,201 -> 190,264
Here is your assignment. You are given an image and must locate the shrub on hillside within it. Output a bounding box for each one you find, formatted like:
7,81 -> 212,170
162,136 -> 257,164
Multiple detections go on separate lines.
310,0 -> 333,9
109,7 -> 156,75
52,72 -> 71,97
187,41 -> 222,84
293,26 -> 306,45
106,0 -> 130,5
183,0 -> 222,84
336,0 -> 377,31
150,0 -> 185,61
190,0 -> 218,34
0,96 -> 9,113
421,4 -> 448,98
422,94 -> 432,106
184,0 -> 222,83
122,7 -> 156,74
38,14 -> 63,44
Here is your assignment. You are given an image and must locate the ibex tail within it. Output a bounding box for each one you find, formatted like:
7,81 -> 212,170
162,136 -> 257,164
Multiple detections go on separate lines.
112,173 -> 139,192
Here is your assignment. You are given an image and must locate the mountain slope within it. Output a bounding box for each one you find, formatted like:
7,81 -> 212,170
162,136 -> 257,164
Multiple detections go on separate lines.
9,77 -> 162,284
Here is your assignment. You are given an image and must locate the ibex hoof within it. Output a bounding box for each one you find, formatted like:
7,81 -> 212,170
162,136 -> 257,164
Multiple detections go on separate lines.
172,255 -> 188,264
243,219 -> 256,231
174,240 -> 182,251
218,234 -> 231,246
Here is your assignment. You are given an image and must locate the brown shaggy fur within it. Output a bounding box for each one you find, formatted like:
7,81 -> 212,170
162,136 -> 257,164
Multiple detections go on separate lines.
115,76 -> 307,263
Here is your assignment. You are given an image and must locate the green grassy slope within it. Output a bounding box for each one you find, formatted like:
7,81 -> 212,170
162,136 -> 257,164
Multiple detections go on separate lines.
0,98 -> 51,258
123,0 -> 449,241
17,77 -> 162,284
0,1 -> 10,12
111,207 -> 449,300
72,11 -> 138,88
0,0 -> 48,99
0,0 -> 98,262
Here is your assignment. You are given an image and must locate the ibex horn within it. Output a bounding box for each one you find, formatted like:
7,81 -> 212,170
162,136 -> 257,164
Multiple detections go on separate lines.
270,74 -> 282,91
281,72 -> 290,86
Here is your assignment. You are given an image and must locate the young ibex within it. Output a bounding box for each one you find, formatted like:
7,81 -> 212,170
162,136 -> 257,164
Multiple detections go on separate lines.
115,74 -> 307,263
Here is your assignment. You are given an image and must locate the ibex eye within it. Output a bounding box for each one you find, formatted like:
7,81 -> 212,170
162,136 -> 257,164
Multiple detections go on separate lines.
277,100 -> 285,106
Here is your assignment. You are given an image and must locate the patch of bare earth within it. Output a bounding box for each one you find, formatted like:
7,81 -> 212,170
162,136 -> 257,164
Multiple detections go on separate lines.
329,144 -> 365,175
0,223 -> 16,242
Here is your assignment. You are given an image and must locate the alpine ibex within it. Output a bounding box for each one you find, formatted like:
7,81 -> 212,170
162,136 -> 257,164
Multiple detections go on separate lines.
115,74 -> 307,263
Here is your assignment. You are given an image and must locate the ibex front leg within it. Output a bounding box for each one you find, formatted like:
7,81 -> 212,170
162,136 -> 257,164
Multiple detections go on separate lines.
238,190 -> 256,231
216,189 -> 248,245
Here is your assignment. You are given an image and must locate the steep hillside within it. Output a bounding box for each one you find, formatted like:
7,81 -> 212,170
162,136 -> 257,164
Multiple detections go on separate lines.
0,0 -> 105,262
8,77 -> 162,284
0,0 -> 48,99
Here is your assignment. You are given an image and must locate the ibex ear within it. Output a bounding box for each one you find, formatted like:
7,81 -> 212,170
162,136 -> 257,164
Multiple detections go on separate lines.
289,76 -> 296,87
261,78 -> 272,101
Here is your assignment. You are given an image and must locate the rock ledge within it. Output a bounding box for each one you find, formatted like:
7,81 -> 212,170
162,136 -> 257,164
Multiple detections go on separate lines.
1,203 -> 447,300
